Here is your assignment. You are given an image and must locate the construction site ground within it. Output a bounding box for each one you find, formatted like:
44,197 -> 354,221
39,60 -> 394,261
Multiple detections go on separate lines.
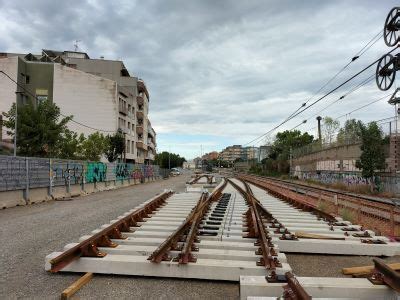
1,173 -> 399,299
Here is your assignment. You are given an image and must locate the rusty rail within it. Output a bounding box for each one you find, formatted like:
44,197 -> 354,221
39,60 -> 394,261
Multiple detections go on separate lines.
282,272 -> 312,300
369,258 -> 400,292
227,179 -> 280,269
49,191 -> 173,272
189,174 -> 214,185
240,174 -> 400,236
148,179 -> 227,263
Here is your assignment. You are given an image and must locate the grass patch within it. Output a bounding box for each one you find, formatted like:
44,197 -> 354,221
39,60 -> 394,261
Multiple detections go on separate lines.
340,208 -> 354,222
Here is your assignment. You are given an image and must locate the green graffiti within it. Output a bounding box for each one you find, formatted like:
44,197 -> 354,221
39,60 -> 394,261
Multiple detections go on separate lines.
86,162 -> 107,183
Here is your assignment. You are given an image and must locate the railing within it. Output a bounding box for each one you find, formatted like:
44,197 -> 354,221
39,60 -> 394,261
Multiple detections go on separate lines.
293,139 -> 361,159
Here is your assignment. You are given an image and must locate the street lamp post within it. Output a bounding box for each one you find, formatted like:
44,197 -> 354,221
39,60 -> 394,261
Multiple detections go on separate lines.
14,91 -> 24,157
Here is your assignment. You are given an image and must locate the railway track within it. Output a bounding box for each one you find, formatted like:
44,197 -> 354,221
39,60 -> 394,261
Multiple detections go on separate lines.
45,174 -> 400,299
239,173 -> 400,237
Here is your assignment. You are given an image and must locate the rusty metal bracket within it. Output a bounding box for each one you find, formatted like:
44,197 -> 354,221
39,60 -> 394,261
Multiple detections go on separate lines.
369,258 -> 400,292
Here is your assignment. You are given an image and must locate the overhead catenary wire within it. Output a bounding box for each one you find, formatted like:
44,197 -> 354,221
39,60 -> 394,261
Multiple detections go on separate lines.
302,73 -> 376,123
303,93 -> 392,133
0,70 -> 115,133
255,30 -> 383,142
244,46 -> 399,146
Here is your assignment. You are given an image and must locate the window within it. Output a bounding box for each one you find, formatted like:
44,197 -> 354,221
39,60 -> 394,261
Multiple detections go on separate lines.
127,139 -> 130,153
131,141 -> 134,153
25,75 -> 30,84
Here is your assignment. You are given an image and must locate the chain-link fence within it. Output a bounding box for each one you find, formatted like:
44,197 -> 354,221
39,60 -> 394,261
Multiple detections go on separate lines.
0,154 -> 164,192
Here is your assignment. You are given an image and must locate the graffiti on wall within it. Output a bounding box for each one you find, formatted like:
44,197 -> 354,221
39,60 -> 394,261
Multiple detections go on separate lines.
86,162 -> 107,183
113,163 -> 154,181
299,171 -> 384,192
52,161 -> 84,186
0,154 -> 161,192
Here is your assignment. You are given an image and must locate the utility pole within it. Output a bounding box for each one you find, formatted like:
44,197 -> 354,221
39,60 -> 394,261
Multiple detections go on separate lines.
289,147 -> 293,179
316,116 -> 322,144
13,96 -> 18,157
14,91 -> 24,157
168,146 -> 171,170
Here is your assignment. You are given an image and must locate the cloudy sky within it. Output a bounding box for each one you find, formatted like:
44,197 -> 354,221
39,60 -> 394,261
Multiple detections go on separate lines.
1,0 -> 399,159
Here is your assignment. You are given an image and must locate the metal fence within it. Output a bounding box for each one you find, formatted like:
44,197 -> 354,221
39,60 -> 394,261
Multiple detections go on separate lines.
0,155 -> 163,192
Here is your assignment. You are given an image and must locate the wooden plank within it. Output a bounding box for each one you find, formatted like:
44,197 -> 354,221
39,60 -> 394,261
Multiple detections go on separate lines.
342,262 -> 400,275
61,272 -> 93,300
295,231 -> 345,240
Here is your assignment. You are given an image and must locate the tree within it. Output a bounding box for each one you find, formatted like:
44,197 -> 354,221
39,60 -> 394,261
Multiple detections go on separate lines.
267,130 -> 314,173
56,130 -> 85,160
2,100 -> 72,157
155,151 -> 186,168
104,132 -> 125,162
81,132 -> 107,161
322,117 -> 340,144
269,130 -> 314,161
337,119 -> 363,144
355,122 -> 386,179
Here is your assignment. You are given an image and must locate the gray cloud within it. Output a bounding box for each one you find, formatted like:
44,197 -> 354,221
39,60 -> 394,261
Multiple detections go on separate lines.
0,0 -> 398,157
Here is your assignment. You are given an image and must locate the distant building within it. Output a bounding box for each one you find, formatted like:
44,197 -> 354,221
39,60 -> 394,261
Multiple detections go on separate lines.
220,145 -> 243,162
0,50 -> 156,163
202,151 -> 219,161
242,146 -> 259,161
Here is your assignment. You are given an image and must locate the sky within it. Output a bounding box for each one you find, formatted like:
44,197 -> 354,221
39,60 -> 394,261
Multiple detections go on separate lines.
0,0 -> 399,159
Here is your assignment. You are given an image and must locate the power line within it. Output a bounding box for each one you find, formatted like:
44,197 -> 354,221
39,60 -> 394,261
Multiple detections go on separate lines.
244,46 -> 399,146
302,73 -> 376,124
0,70 -> 115,133
262,31 -> 384,138
302,93 -> 392,133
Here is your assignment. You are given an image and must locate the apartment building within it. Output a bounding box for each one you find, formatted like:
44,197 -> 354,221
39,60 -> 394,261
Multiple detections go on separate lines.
243,146 -> 259,161
0,50 -> 156,163
202,151 -> 219,161
219,145 -> 243,162
219,145 -> 264,162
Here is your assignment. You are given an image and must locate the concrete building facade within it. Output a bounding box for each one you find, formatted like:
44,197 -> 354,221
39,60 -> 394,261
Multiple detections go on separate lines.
0,50 -> 156,163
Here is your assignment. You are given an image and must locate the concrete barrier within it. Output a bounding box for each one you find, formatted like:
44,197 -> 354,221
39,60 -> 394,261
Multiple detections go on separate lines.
0,177 -> 159,209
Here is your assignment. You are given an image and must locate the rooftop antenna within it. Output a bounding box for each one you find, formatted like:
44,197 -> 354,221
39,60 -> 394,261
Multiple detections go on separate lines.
73,40 -> 81,52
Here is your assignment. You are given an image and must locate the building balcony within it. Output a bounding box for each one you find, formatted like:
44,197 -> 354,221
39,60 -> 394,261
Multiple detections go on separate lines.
136,124 -> 144,134
136,110 -> 144,119
137,80 -> 149,100
119,106 -> 128,115
147,152 -> 155,161
137,141 -> 147,150
136,157 -> 145,164
137,95 -> 144,106
147,140 -> 155,149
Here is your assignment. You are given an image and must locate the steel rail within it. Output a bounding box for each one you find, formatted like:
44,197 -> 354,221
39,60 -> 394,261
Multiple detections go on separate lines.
148,192 -> 208,263
246,173 -> 399,206
239,175 -> 337,223
227,179 -> 280,269
241,174 -> 400,236
370,258 -> 400,292
148,179 -> 227,263
283,272 -> 312,300
49,190 -> 173,273
189,174 -> 213,185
